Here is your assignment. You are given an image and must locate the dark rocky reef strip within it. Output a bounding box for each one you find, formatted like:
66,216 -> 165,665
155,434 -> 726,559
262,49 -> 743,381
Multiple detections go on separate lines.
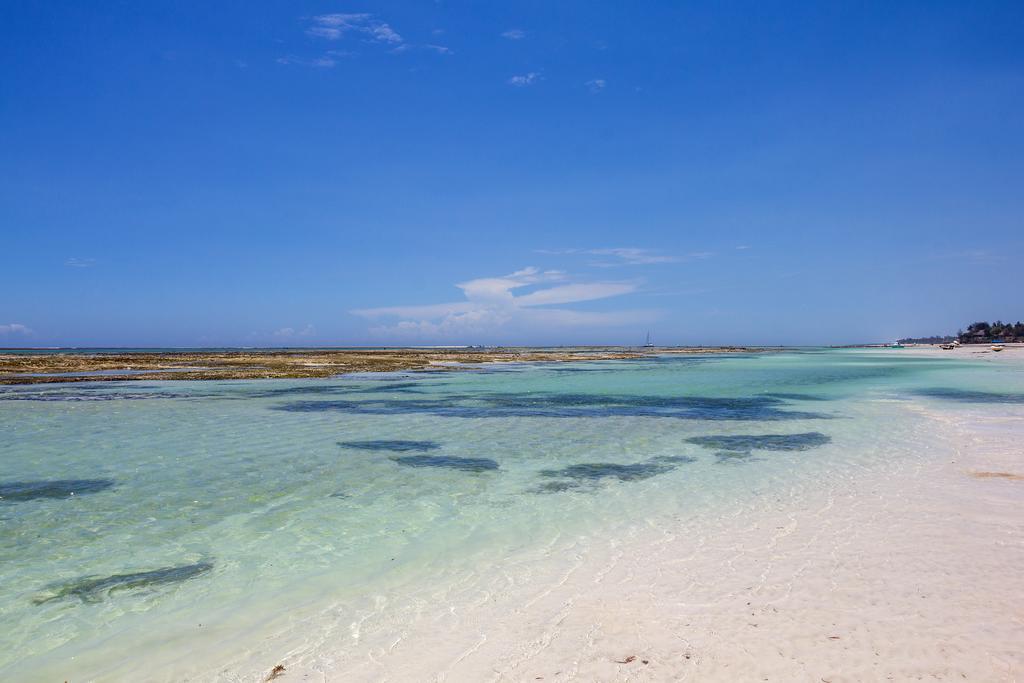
540,462 -> 676,482
686,433 -> 832,452
33,561 -> 214,604
275,392 -> 830,421
0,479 -> 115,501
0,387 -> 191,401
686,432 -> 832,464
339,440 -> 440,452
535,455 -> 697,493
914,388 -> 1024,404
762,392 -> 831,401
249,382 -> 429,398
390,455 -> 499,472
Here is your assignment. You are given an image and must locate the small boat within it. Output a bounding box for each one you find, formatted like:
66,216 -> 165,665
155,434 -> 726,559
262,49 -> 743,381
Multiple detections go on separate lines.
939,343 -> 955,350
890,342 -> 904,349
643,332 -> 654,348
991,344 -> 1004,352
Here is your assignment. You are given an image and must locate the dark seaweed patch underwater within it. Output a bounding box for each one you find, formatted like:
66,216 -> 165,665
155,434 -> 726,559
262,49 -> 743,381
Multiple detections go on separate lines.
274,392 -> 831,421
391,455 -> 499,472
686,433 -> 832,452
710,450 -> 760,464
540,462 -> 675,482
248,382 -> 429,398
914,388 -> 1024,404
762,392 -> 831,402
339,440 -> 440,452
0,479 -> 115,502
33,562 -> 214,604
535,455 -> 697,493
686,432 -> 832,464
0,387 -> 192,402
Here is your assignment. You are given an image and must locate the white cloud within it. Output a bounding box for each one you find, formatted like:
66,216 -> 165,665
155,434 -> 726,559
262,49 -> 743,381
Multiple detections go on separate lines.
0,323 -> 32,336
308,13 -> 402,44
352,302 -> 477,319
508,72 -> 540,87
277,54 -> 337,68
587,248 -> 679,264
393,43 -> 452,55
586,78 -> 606,93
314,13 -> 371,27
920,247 -> 1004,265
956,249 -> 999,263
537,247 -> 714,268
273,324 -> 315,339
65,257 -> 95,268
296,13 -> 454,61
542,247 -> 701,266
369,24 -> 402,44
514,282 -> 636,306
502,29 -> 526,40
683,251 -> 715,260
352,266 -> 652,341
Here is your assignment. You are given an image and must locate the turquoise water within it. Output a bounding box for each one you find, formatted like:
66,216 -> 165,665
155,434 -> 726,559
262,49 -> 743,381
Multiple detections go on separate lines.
2,349 -> 1022,679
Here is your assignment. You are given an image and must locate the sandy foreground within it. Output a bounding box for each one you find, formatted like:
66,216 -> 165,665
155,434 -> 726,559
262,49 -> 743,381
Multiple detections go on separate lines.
199,350 -> 1024,683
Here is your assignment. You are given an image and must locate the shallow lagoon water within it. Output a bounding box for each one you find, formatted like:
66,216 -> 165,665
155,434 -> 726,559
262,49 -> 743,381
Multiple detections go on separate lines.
1,349 -> 1022,679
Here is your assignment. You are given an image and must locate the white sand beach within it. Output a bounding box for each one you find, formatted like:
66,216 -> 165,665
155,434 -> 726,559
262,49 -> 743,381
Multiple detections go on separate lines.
204,351 -> 1024,682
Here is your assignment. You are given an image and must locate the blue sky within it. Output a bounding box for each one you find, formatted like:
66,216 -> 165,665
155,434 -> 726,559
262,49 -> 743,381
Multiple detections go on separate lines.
2,1 -> 1022,347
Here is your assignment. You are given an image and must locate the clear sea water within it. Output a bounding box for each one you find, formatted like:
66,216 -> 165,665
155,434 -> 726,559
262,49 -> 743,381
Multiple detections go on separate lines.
2,349 -> 1022,680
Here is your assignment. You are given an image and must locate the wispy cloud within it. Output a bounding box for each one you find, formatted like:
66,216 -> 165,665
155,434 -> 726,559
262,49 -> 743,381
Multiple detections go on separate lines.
587,248 -> 686,265
586,78 -> 606,93
501,29 -> 526,40
956,248 -> 1000,263
308,13 -> 402,44
514,282 -> 635,306
352,266 -> 652,341
0,323 -> 32,336
273,324 -> 315,339
646,287 -> 712,297
285,13 -> 450,65
539,247 -> 708,266
277,54 -> 339,68
393,43 -> 453,55
65,257 -> 95,268
927,248 -> 1003,264
508,72 -> 540,87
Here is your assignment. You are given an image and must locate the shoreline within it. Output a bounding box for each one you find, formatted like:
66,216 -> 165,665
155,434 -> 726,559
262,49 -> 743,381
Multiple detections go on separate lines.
0,347 -> 766,385
225,392 -> 1024,681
